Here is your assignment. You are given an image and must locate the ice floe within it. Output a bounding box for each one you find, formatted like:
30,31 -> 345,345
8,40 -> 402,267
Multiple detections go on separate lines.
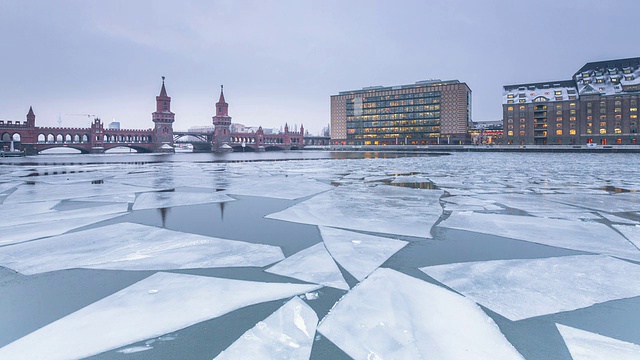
266,242 -> 349,290
600,213 -> 638,225
556,324 -> 640,360
215,297 -> 318,359
438,212 -> 640,261
0,272 -> 321,360
69,193 -> 136,203
317,268 -> 523,360
613,225 -> 640,249
0,222 -> 285,274
549,193 -> 640,213
266,185 -> 443,238
225,175 -> 333,200
132,191 -> 234,210
319,226 -> 407,282
0,203 -> 128,228
0,213 -> 127,247
421,255 -> 640,321
3,182 -> 154,204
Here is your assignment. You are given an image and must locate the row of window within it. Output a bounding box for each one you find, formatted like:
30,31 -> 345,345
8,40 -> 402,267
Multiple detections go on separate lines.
346,112 -> 440,121
347,105 -> 441,116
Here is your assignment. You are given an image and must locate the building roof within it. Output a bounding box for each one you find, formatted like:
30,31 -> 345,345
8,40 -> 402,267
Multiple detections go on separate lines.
337,80 -> 466,96
574,57 -> 640,77
503,80 -> 577,104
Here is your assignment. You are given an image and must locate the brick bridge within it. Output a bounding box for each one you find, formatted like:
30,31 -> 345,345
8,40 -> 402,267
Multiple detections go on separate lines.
0,80 -> 305,154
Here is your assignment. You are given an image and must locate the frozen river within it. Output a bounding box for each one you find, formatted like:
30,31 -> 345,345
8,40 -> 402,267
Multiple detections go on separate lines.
1,151 -> 640,359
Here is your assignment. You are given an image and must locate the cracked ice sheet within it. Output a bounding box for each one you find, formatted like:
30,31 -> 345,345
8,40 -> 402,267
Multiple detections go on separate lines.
556,324 -> 640,360
69,193 -> 136,203
266,242 -> 349,290
0,203 -> 128,228
319,226 -> 407,282
0,272 -> 321,360
132,191 -> 235,211
548,193 -> 640,213
475,194 -> 600,220
215,297 -> 318,360
613,225 -> 640,249
438,212 -> 640,261
267,185 -> 443,238
3,182 -> 154,204
0,223 -> 285,274
421,255 -> 640,321
0,213 -> 127,247
600,213 -> 638,225
317,268 -> 523,360
225,175 -> 333,200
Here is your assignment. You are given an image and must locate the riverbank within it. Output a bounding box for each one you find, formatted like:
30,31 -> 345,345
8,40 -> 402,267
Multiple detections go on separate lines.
305,144 -> 640,153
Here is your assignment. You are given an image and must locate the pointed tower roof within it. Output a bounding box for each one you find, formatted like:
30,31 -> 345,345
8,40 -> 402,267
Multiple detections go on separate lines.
159,76 -> 168,97
27,106 -> 35,116
217,85 -> 227,104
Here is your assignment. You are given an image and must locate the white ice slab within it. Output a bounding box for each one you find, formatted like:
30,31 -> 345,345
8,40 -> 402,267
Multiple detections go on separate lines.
70,193 -> 136,203
132,191 -> 234,211
613,225 -> 640,249
319,226 -> 407,282
0,203 -> 128,228
421,255 -> 640,321
266,243 -> 349,290
0,222 -> 285,274
215,297 -> 318,360
226,175 -> 333,200
556,324 -> 640,360
0,182 -> 20,194
391,175 -> 432,184
3,182 -> 154,204
0,272 -> 321,360
267,185 -> 443,238
600,213 -> 638,225
317,268 -> 523,360
549,193 -> 640,213
438,212 -> 640,261
0,213 -> 127,247
0,200 -> 59,217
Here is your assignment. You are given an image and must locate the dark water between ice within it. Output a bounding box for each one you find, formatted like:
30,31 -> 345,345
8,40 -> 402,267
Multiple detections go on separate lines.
1,151 -> 640,359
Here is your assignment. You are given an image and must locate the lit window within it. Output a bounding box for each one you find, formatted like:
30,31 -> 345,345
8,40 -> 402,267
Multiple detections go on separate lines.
557,110 -> 563,115
519,99 -> 526,103
557,117 -> 563,121
519,130 -> 526,136
569,95 -> 577,100
587,115 -> 593,120
570,102 -> 576,107
600,128 -> 607,134
507,100 -> 514,104
520,118 -> 526,123
556,130 -> 562,135
519,105 -> 526,110
626,76 -> 635,81
615,101 -> 622,106
554,91 -> 562,95
615,128 -> 622,134
570,110 -> 576,114
631,108 -> 638,112
507,119 -> 514,123
570,129 -> 576,135
507,94 -> 514,98
570,116 -> 576,121
556,104 -> 563,109
632,115 -> 638,119
615,108 -> 621,113
597,78 -> 604,83
507,130 -> 514,136
587,129 -> 592,134
556,123 -> 563,128
520,124 -> 526,129
600,122 -> 607,127
615,115 -> 622,120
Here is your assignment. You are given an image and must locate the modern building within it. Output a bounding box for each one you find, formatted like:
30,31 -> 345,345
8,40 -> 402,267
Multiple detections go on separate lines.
503,57 -> 640,145
331,79 -> 472,145
108,121 -> 120,130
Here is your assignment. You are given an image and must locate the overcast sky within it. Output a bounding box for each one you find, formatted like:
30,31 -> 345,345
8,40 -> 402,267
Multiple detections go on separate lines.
1,0 -> 638,134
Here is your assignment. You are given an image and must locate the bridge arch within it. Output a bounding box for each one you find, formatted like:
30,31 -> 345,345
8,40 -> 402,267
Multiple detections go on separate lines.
47,134 -> 54,143
82,134 -> 89,143
65,134 -> 72,142
56,134 -> 63,143
1,132 -> 10,142
12,133 -> 20,142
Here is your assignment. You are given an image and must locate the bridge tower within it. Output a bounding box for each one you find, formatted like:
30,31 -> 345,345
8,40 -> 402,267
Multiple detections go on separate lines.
26,106 -> 36,128
152,76 -> 175,153
212,85 -> 232,152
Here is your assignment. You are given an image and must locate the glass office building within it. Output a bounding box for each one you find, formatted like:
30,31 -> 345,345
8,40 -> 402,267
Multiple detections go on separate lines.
331,80 -> 472,145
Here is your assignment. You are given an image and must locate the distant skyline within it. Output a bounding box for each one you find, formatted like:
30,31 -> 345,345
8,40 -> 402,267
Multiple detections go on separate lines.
1,0 -> 638,135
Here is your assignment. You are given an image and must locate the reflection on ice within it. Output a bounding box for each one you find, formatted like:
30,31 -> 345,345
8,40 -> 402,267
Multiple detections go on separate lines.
267,185 -> 443,238
319,226 -> 407,282
556,324 -> 640,360
266,242 -> 349,290
317,268 -> 523,360
0,272 -> 321,360
132,191 -> 235,210
438,212 -> 640,261
215,297 -> 318,359
421,255 -> 640,321
0,223 -> 285,274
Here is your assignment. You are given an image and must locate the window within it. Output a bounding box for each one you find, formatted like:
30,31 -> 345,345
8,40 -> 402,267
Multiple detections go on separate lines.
587,116 -> 593,120
520,124 -> 526,129
600,108 -> 607,114
507,100 -> 514,104
519,99 -> 526,103
587,109 -> 592,114
519,105 -> 526,110
556,110 -> 563,115
556,104 -> 563,109
508,125 -> 514,129
507,131 -> 514,136
570,102 -> 576,108
631,100 -> 637,106
570,129 -> 576,135
507,106 -> 514,111
556,117 -> 563,121
556,130 -> 563,135
587,128 -> 592,134
631,108 -> 638,112
615,115 -> 622,120
519,131 -> 526,136
556,123 -> 563,128
632,115 -> 638,119
570,109 -> 576,114
600,122 -> 607,127
615,108 -> 622,113
507,94 -> 514,98
615,100 -> 621,106
520,118 -> 526,123
587,102 -> 592,107
587,122 -> 593,127
570,116 -> 576,121
600,129 -> 607,134
554,90 -> 562,95
615,129 -> 622,134
507,118 -> 513,123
